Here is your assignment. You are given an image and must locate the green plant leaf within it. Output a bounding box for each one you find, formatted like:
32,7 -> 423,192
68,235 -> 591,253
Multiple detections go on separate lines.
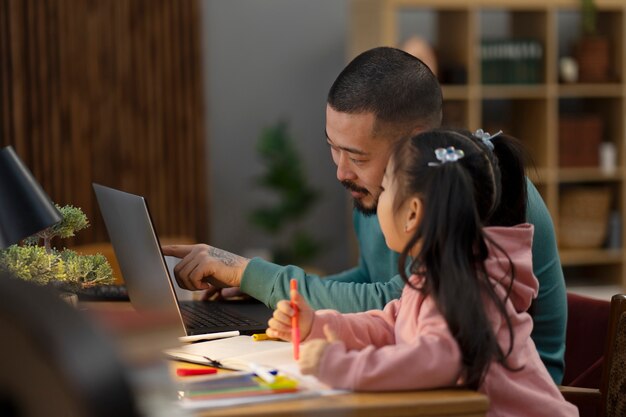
249,120 -> 324,266
0,203 -> 115,289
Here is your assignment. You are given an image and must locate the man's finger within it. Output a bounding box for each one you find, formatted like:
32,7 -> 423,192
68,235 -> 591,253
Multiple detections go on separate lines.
221,287 -> 246,299
161,245 -> 194,257
200,288 -> 220,301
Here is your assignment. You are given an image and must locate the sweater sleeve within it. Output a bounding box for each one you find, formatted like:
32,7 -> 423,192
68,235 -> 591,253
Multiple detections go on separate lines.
526,179 -> 567,384
311,297 -> 462,391
306,301 -> 400,349
240,258 -> 405,312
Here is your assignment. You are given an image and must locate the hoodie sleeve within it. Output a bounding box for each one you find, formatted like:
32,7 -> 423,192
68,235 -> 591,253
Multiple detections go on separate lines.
308,296 -> 463,391
306,300 -> 401,350
240,258 -> 405,312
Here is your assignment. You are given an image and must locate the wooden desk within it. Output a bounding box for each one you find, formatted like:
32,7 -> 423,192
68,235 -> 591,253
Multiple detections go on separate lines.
82,302 -> 489,417
194,389 -> 488,417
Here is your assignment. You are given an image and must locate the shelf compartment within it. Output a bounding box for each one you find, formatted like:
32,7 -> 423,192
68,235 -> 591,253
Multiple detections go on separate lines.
481,85 -> 547,99
560,249 -> 623,266
558,84 -> 624,98
557,10 -> 624,84
442,100 -> 468,129
441,85 -> 469,100
557,183 -> 621,254
482,98 -> 549,167
527,168 -> 551,185
562,263 -> 625,289
396,8 -> 470,84
558,167 -> 624,183
558,97 -> 624,170
479,9 -> 548,85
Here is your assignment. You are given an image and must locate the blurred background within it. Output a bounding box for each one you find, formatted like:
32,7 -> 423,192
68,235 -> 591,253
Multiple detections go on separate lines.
1,0 -> 625,295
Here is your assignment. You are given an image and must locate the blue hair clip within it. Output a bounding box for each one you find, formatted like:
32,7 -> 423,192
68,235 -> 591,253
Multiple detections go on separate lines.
428,146 -> 465,166
474,128 -> 502,151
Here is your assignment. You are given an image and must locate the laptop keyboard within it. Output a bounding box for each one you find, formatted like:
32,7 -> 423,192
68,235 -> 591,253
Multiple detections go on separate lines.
179,303 -> 264,329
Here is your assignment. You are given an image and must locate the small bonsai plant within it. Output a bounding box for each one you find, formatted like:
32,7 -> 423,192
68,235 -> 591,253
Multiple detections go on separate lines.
249,121 -> 322,266
0,204 -> 114,289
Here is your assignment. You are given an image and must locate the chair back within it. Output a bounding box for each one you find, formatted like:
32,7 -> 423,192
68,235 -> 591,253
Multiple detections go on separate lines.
603,294 -> 626,417
564,292 -> 610,388
0,273 -> 138,416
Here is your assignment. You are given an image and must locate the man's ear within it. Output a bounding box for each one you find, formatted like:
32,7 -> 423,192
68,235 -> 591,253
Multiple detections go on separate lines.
404,197 -> 422,233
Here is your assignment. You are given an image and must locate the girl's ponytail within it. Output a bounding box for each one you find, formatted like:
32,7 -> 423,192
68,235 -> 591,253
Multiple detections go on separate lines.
487,134 -> 527,227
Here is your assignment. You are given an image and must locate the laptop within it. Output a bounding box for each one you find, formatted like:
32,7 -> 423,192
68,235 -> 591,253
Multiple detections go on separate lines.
92,183 -> 273,338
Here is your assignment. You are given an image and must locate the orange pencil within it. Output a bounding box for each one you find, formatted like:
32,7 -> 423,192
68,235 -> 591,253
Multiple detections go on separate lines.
290,278 -> 300,360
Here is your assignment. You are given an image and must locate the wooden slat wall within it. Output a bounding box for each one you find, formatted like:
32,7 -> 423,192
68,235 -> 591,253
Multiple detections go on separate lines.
0,0 -> 208,246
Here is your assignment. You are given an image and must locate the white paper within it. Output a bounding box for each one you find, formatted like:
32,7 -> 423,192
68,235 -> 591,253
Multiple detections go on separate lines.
164,336 -> 334,391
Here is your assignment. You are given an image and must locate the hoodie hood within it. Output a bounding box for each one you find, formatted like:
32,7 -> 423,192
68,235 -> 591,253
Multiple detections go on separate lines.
483,224 -> 538,313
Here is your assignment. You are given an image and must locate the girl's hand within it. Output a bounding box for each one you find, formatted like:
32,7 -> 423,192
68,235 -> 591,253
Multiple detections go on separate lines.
266,288 -> 314,341
299,325 -> 338,375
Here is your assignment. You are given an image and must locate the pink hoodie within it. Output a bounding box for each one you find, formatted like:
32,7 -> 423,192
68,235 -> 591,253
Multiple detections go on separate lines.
306,224 -> 578,417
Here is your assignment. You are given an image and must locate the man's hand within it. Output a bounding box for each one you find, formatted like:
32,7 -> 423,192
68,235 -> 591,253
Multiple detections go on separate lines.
161,244 -> 249,292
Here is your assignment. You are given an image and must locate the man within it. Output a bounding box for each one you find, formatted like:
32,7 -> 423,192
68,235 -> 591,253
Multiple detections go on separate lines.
163,47 -> 566,383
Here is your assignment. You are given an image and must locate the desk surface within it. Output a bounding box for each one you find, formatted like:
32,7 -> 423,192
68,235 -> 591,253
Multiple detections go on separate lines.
194,389 -> 488,417
82,301 -> 489,417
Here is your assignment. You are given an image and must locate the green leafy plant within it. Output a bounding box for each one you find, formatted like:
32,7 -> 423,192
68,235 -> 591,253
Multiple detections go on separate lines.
581,0 -> 597,36
249,121 -> 322,266
0,204 -> 114,289
25,205 -> 89,252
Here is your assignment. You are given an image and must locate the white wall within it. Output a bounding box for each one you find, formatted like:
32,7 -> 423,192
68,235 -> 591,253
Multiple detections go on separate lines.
201,1 -> 351,273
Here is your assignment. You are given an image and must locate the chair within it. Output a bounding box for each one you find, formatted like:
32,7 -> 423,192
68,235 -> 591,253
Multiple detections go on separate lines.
0,272 -> 138,416
561,293 -> 626,417
563,293 -> 611,388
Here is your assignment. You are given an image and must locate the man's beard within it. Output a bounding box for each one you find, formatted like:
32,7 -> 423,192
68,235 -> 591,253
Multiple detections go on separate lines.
341,180 -> 378,217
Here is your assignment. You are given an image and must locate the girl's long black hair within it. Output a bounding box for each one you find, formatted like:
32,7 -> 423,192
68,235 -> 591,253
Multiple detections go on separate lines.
391,129 -> 527,390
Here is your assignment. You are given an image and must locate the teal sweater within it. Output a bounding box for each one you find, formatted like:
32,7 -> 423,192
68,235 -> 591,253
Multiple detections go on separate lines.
241,180 -> 567,383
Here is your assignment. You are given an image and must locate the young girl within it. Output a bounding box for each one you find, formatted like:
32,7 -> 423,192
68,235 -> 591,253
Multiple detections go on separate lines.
266,129 -> 577,416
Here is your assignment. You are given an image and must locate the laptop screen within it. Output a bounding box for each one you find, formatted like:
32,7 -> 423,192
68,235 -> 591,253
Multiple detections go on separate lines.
93,183 -> 187,336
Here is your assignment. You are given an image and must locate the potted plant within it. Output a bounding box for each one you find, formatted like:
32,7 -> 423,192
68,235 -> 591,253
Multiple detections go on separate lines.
575,0 -> 610,82
249,121 -> 323,267
0,204 -> 115,291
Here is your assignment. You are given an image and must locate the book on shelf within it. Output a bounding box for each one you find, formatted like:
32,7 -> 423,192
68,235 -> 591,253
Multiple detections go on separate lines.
481,39 -> 543,84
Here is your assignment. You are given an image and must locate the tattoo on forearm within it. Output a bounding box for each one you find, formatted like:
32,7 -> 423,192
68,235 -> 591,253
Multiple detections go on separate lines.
207,247 -> 246,267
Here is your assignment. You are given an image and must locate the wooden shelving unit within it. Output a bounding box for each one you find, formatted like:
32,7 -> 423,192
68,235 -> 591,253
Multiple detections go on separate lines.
350,0 -> 626,289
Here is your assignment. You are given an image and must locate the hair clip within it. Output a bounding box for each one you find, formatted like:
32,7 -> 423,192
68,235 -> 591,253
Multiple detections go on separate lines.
474,129 -> 502,151
428,146 -> 465,166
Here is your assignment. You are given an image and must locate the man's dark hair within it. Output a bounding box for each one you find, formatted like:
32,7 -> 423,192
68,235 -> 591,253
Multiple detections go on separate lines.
327,47 -> 443,132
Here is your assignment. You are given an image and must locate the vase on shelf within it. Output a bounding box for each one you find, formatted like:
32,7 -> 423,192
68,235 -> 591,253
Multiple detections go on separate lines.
575,36 -> 610,83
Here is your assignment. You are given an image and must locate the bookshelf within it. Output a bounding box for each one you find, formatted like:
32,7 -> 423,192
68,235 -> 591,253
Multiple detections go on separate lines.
350,0 -> 626,290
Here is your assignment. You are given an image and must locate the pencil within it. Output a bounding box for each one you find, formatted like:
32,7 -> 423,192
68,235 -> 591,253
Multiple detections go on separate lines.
290,278 -> 300,360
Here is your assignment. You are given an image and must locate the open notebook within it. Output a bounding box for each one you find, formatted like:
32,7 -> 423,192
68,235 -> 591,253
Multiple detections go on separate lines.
166,336 -> 342,410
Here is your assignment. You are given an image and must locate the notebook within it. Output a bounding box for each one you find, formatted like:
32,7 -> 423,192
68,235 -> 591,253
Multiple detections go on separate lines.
92,183 -> 273,339
165,336 -> 340,411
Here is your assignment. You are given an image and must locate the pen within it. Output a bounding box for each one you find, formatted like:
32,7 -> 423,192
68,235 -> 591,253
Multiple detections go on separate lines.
176,367 -> 218,377
290,278 -> 300,360
249,363 -> 277,384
